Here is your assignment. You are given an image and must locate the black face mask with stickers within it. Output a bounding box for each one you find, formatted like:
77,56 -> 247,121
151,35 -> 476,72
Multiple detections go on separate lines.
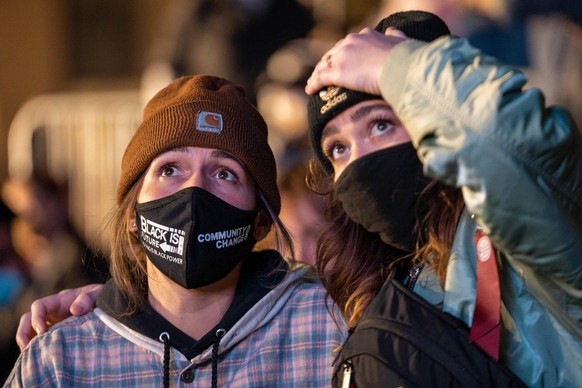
334,142 -> 429,252
135,187 -> 258,289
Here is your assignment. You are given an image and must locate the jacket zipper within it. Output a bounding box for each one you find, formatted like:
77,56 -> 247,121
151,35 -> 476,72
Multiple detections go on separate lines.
341,361 -> 353,388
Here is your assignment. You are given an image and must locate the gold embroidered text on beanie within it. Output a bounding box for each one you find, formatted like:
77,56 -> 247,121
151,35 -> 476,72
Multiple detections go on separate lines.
117,75 -> 280,214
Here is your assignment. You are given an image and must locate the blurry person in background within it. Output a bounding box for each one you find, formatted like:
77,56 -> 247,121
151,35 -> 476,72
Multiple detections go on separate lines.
2,175 -> 108,288
253,38 -> 332,266
140,0 -> 314,105
276,157 -> 327,266
0,199 -> 27,311
0,175 -> 108,382
6,75 -> 344,387
254,38 -> 332,162
0,198 -> 29,382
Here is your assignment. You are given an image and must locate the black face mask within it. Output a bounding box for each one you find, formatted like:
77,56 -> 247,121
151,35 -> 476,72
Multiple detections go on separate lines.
334,142 -> 428,252
135,187 -> 258,289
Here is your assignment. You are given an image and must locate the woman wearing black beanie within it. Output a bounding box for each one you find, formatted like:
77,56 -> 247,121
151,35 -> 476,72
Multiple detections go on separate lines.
305,9 -> 582,388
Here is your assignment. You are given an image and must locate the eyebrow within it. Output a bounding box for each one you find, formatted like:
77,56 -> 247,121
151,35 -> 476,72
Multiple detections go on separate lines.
321,102 -> 390,142
321,124 -> 339,141
171,146 -> 189,153
211,149 -> 242,165
351,102 -> 390,121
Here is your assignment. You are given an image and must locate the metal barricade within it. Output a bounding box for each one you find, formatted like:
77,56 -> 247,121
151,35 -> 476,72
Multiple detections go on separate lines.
7,90 -> 143,250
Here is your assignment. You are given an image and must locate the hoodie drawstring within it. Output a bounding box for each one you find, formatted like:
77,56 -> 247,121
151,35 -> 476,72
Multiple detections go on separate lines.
159,332 -> 171,388
159,328 -> 225,387
211,328 -> 226,388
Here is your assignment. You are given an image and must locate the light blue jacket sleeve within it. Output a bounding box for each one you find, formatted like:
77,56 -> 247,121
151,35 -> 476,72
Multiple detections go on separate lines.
380,36 -> 582,338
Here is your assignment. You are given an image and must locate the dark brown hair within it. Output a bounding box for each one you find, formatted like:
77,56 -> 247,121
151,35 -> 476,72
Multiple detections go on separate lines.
308,159 -> 464,328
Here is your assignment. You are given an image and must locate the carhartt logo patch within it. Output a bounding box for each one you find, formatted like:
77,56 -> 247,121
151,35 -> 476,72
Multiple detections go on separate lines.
196,111 -> 223,133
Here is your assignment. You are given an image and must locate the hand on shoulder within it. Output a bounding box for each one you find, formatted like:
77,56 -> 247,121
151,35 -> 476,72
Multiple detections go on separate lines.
16,283 -> 103,351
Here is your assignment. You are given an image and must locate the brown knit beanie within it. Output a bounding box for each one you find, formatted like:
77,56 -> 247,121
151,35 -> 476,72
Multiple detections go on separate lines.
117,75 -> 280,214
308,10 -> 451,175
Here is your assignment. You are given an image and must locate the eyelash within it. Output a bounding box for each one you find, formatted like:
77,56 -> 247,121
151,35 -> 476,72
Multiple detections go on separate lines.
369,115 -> 395,131
321,141 -> 339,161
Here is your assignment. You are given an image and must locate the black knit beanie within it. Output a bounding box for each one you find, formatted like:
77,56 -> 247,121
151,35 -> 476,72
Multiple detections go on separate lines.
118,75 -> 280,214
307,10 -> 451,174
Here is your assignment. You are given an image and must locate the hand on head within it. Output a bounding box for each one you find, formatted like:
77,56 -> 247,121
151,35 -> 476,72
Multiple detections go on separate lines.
305,27 -> 408,96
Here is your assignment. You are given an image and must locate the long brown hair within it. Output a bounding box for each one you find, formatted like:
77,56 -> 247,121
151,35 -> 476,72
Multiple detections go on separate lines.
308,160 -> 464,328
412,180 -> 465,283
105,176 -> 148,315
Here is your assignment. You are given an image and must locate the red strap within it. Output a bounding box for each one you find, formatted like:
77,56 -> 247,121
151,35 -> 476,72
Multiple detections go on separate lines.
470,229 -> 501,360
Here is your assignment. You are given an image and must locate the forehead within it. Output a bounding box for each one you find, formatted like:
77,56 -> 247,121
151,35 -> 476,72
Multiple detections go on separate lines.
154,146 -> 241,164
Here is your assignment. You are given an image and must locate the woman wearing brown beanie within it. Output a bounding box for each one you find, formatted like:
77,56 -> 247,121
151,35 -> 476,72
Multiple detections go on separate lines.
6,75 -> 345,387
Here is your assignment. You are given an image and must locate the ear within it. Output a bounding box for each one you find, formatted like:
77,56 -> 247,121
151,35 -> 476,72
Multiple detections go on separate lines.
128,213 -> 138,233
253,210 -> 272,242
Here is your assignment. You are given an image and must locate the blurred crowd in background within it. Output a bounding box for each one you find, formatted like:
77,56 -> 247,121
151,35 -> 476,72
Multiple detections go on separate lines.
1,0 -> 581,380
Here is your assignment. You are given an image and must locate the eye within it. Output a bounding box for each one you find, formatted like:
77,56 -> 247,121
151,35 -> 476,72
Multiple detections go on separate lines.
323,142 -> 348,162
159,164 -> 180,177
371,119 -> 394,137
215,168 -> 237,182
331,143 -> 347,160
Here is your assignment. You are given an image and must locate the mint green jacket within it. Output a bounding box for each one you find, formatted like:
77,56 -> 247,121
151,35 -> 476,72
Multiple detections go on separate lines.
382,36 -> 582,387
